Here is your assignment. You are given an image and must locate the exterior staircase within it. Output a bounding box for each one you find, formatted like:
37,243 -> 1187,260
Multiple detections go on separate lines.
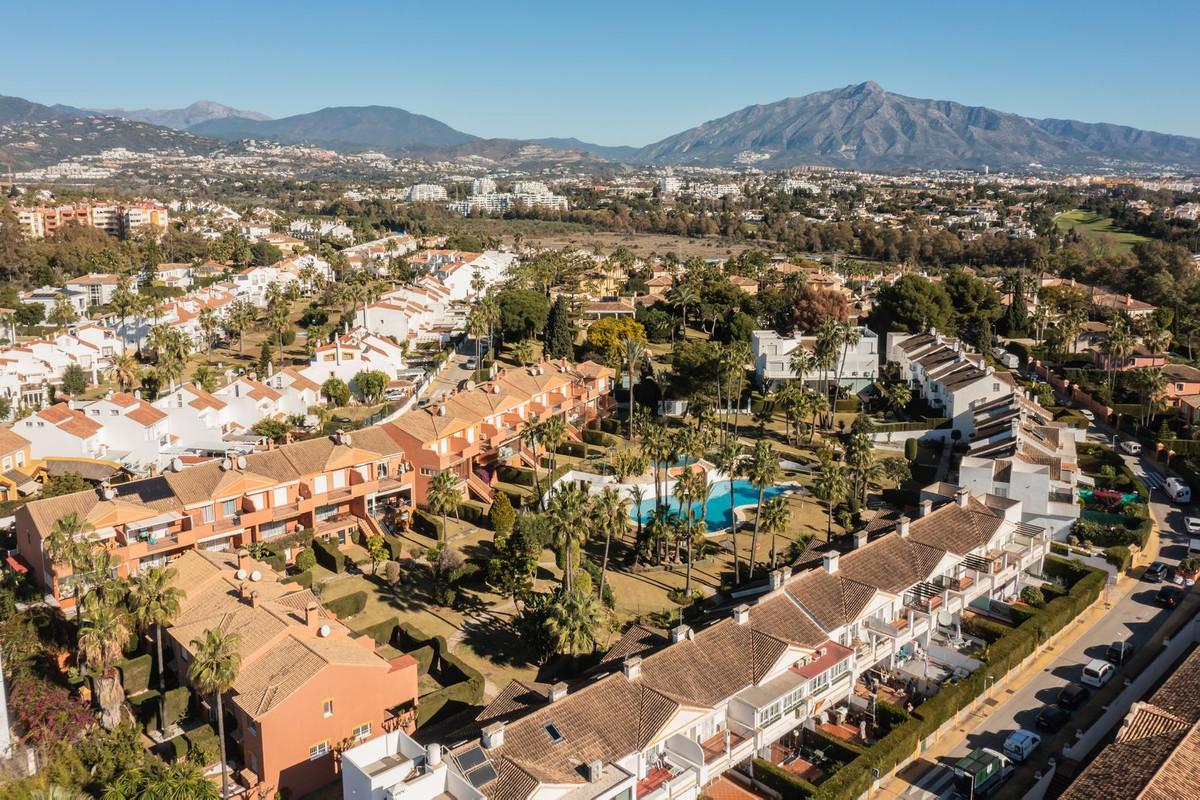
467,472 -> 495,504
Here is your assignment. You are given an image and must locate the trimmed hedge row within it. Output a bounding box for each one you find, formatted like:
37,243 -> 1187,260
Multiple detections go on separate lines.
313,536 -> 348,573
582,428 -> 618,447
1105,545 -> 1132,572
458,498 -> 491,527
117,653 -> 153,696
324,590 -> 367,619
809,557 -> 1105,800
497,465 -> 537,487
753,758 -> 817,799
556,441 -> 587,458
412,509 -> 445,538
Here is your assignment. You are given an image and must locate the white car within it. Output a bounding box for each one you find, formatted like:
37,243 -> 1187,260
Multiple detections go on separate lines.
1080,409 -> 1095,422
1186,517 -> 1200,535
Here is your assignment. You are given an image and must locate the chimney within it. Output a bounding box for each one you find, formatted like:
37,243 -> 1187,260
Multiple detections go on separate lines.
239,582 -> 250,601
481,722 -> 505,750
426,743 -> 442,768
897,515 -> 911,537
919,499 -> 933,517
854,530 -> 869,549
237,549 -> 251,572
670,625 -> 693,644
586,761 -> 604,783
732,604 -> 751,625
781,566 -> 792,582
956,488 -> 970,508
548,681 -> 568,702
823,552 -> 840,574
769,569 -> 784,590
249,590 -> 259,609
304,602 -> 320,631
623,655 -> 642,680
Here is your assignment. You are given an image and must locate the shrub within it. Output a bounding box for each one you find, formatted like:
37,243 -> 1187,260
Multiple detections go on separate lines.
287,569 -> 314,589
556,441 -> 587,458
356,617 -> 399,645
457,498 -> 490,527
904,438 -> 919,462
116,653 -> 153,696
312,537 -> 347,573
752,758 -> 817,799
412,509 -> 445,538
161,686 -> 190,730
323,590 -> 366,618
1104,545 -> 1132,572
497,465 -> 537,486
1019,586 -> 1046,608
582,428 -> 616,447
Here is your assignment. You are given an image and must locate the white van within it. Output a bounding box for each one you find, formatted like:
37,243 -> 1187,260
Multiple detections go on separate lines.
1165,477 -> 1192,504
1081,659 -> 1116,688
1120,440 -> 1142,456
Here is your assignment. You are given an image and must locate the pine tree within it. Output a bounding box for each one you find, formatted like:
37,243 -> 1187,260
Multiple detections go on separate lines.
544,296 -> 574,359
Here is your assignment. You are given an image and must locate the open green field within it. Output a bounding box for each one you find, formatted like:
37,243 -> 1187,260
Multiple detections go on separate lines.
1054,209 -> 1150,253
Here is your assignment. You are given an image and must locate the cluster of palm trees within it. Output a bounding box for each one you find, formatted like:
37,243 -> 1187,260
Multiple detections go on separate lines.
46,513 -> 242,798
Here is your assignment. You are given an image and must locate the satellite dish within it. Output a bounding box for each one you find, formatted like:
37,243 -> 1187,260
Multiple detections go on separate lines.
235,568 -> 247,580
171,457 -> 183,472
250,570 -> 262,582
938,610 -> 954,628
220,457 -> 232,471
236,455 -> 247,470
318,624 -> 331,638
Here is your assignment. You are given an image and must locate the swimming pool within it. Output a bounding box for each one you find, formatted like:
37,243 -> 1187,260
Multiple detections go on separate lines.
629,479 -> 797,532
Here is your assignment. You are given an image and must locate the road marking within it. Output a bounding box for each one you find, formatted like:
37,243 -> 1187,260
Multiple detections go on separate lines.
898,766 -> 956,799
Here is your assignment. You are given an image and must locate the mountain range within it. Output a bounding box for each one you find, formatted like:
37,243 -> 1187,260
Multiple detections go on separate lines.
3,83 -> 1200,172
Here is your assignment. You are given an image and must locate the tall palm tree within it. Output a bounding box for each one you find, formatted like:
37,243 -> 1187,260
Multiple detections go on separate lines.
622,337 -> 647,440
191,364 -> 218,393
188,629 -> 241,800
1103,316 -> 1135,396
628,483 -> 648,561
590,488 -> 629,600
78,600 -> 132,730
540,414 -> 567,491
814,457 -> 850,541
45,511 -> 91,579
549,483 -> 589,592
831,322 -> 861,407
743,440 -> 779,579
546,579 -> 602,656
198,308 -> 220,354
813,319 -> 842,427
426,469 -> 462,541
668,282 -> 698,339
1128,367 -> 1167,429
641,422 -> 669,514
762,495 -> 791,570
788,347 -> 817,397
714,440 -> 745,581
107,352 -> 140,393
129,566 -> 184,692
519,414 -> 544,509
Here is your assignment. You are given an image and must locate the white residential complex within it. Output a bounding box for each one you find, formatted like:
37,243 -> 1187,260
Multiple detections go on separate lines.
751,327 -> 879,394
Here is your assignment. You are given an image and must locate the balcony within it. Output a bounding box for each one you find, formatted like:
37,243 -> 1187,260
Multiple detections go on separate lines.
865,616 -> 909,638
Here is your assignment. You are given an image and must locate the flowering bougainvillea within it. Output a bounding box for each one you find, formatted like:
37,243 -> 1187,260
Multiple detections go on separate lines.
8,674 -> 93,751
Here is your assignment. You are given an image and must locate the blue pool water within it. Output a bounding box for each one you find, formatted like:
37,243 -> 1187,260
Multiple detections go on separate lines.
629,479 -> 796,532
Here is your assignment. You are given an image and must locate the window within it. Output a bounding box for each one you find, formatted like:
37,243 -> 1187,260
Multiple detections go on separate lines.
323,699 -> 334,717
273,486 -> 287,506
247,721 -> 259,737
544,723 -> 564,743
248,493 -> 264,511
377,461 -> 388,478
757,700 -> 783,727
420,467 -> 437,477
220,499 -> 237,518
308,740 -> 330,760
316,504 -> 338,522
2,457 -> 10,471
811,670 -> 829,694
200,504 -> 214,524
331,470 -> 346,489
313,475 -> 328,495
15,452 -> 24,467
352,722 -> 371,741
260,520 -> 286,540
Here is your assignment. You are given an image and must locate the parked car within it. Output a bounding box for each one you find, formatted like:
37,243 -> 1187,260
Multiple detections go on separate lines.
332,415 -> 352,424
1056,683 -> 1091,710
1156,585 -> 1183,607
1120,440 -> 1143,456
464,358 -> 477,369
1002,730 -> 1042,763
1167,567 -> 1195,587
1165,477 -> 1192,504
1080,409 -> 1095,422
1185,517 -> 1200,535
1105,640 -> 1134,665
1081,659 -> 1115,688
1144,561 -> 1169,583
1035,704 -> 1072,731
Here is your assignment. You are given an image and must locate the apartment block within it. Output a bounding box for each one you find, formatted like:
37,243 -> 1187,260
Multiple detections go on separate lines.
351,491 -> 1048,800
751,327 -> 879,393
13,201 -> 169,240
165,549 -> 419,797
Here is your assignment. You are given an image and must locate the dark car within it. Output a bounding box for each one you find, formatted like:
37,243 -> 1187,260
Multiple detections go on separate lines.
1056,683 -> 1090,710
333,416 -> 352,425
1035,704 -> 1072,731
1105,640 -> 1134,665
1144,561 -> 1169,583
1156,585 -> 1183,607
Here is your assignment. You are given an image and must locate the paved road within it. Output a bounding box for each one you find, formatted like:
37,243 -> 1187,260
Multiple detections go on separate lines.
421,338 -> 487,402
896,430 -> 1195,799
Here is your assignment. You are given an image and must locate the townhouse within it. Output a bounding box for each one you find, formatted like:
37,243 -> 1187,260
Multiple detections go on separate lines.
22,285 -> 89,316
751,327 -> 879,393
341,233 -> 418,273
0,427 -> 33,501
154,262 -> 194,289
347,491 -> 1049,800
14,393 -> 169,472
386,359 -> 614,505
164,549 -> 419,798
14,424 -> 415,605
958,393 -> 1081,537
152,382 -> 241,456
63,273 -> 131,307
887,331 -> 1014,438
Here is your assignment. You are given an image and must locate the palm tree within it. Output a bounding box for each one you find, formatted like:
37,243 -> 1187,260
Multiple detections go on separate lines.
107,352 -> 140,392
426,469 -> 462,542
546,579 -> 602,656
198,308 -> 220,354
540,414 -> 567,491
512,339 -> 535,367
813,319 -> 841,428
267,301 -> 290,366
590,488 -> 628,600
788,347 -> 817,397
641,422 -> 670,514
1103,316 -> 1135,396
1128,367 -> 1167,429
192,364 -> 218,393
880,381 -> 911,416
668,282 -> 698,339
831,322 -> 861,405
549,483 -> 589,592
103,758 -> 220,800
519,414 -> 544,509
45,511 -> 91,579
762,495 -> 791,570
623,337 -> 647,440
628,483 -> 648,560
110,283 -> 138,353
714,440 -> 745,581
743,440 -> 779,579
188,629 -> 241,800
128,566 -> 184,692
78,600 -> 132,730
814,457 -> 849,540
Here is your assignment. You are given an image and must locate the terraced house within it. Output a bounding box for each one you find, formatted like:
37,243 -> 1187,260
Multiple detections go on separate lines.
343,490 -> 1050,800
15,426 -> 414,606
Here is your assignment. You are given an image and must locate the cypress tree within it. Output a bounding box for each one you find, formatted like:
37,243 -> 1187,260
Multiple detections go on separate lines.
544,296 -> 575,359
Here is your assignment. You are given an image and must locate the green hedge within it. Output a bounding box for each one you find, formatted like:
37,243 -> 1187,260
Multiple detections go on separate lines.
1105,545 -> 1132,572
117,653 -> 153,696
556,441 -> 587,458
752,758 -> 817,799
162,686 -> 190,730
497,465 -> 537,486
129,689 -> 162,734
356,616 -> 399,645
324,590 -> 366,619
835,397 -> 862,412
260,542 -> 287,572
383,534 -> 405,560
286,569 -> 315,589
805,725 -> 866,762
600,417 -> 622,435
458,498 -> 491,527
412,509 -> 445,538
313,536 -> 348,573
582,428 -> 617,447
962,615 -> 1010,644
409,645 -> 437,675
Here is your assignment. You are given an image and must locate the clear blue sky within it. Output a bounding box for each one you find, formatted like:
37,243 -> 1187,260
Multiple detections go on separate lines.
7,0 -> 1198,145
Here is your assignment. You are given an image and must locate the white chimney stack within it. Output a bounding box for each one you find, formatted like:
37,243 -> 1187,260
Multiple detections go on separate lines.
823,552 -> 840,574
732,604 -> 751,625
481,722 -> 505,750
897,515 -> 911,537
623,656 -> 642,680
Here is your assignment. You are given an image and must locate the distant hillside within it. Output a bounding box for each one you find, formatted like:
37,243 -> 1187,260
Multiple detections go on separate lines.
90,100 -> 270,130
634,82 -> 1200,170
0,94 -> 218,169
190,105 -> 478,152
533,137 -> 639,161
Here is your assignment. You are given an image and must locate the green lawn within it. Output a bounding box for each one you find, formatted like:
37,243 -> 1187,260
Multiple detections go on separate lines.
1054,209 -> 1150,253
